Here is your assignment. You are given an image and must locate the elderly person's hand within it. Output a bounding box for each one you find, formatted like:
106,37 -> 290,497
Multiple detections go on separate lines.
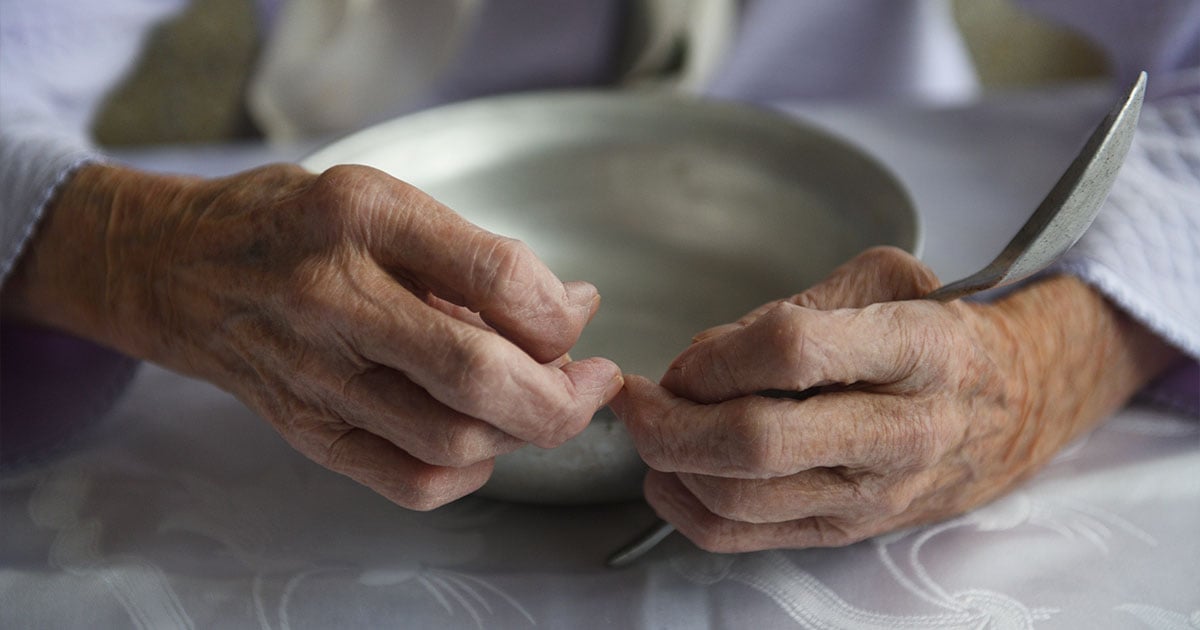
2,163 -> 622,509
610,247 -> 1178,553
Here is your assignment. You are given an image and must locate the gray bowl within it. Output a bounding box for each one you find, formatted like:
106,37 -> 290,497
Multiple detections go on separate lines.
303,92 -> 920,505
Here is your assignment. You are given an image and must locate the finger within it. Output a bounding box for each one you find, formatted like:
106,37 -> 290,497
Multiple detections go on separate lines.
313,166 -> 600,362
690,247 -> 939,344
315,264 -> 621,447
675,468 -> 893,524
613,375 -> 934,477
424,294 -> 573,368
788,246 -> 940,310
424,293 -> 495,332
425,281 -> 600,341
304,425 -> 493,510
662,300 -> 940,404
334,367 -> 525,468
346,282 -> 623,447
645,471 -> 893,552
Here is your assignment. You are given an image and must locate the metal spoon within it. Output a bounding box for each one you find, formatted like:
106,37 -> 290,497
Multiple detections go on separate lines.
606,72 -> 1147,568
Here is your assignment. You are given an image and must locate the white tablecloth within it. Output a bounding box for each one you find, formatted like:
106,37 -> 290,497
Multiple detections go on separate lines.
2,84 -> 1197,629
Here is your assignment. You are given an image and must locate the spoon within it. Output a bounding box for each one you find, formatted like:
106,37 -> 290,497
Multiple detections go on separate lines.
606,71 -> 1147,568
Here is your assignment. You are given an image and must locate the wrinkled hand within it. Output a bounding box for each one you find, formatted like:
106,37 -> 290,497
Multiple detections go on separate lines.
611,247 -> 1175,552
7,163 -> 621,509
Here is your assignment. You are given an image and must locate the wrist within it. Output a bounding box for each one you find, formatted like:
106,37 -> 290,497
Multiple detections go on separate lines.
970,275 -> 1180,457
1,163 -> 200,359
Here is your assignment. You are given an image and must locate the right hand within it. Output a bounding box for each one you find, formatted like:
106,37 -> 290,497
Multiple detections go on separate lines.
3,163 -> 622,509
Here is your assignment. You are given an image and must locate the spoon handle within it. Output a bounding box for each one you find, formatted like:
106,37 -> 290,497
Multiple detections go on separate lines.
606,521 -> 677,568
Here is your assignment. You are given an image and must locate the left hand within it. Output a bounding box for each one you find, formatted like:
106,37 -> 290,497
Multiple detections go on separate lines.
610,247 -> 1178,553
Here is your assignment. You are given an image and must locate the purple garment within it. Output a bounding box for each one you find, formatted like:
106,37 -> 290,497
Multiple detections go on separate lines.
1016,0 -> 1200,97
705,0 -> 978,104
1143,360 -> 1200,414
0,323 -> 139,469
427,0 -> 625,105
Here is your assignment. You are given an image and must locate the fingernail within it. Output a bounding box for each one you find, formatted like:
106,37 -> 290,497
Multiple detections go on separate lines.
564,358 -> 624,404
607,378 -> 631,417
565,281 -> 599,308
546,352 -> 573,368
563,282 -> 602,325
603,371 -> 626,402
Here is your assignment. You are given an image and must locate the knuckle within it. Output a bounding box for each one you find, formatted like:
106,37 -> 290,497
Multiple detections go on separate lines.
405,470 -> 456,511
491,236 -> 531,268
311,419 -> 478,511
529,382 -> 589,449
637,438 -> 674,472
913,426 -> 943,469
859,245 -> 910,268
700,484 -> 753,523
861,302 -> 932,383
311,164 -> 417,227
913,323 -> 955,380
858,246 -> 939,294
319,427 -> 355,470
476,236 -> 575,333
281,258 -> 328,305
310,164 -> 365,206
402,467 -> 472,511
481,237 -> 537,297
435,422 -> 502,467
627,414 -> 678,472
877,487 -> 915,517
688,521 -> 741,554
442,332 -> 583,448
756,306 -> 815,384
830,473 -> 884,521
528,399 -> 588,448
789,291 -> 821,309
726,408 -> 790,477
441,332 -> 503,415
892,410 -> 942,469
811,518 -> 865,547
281,264 -> 358,341
853,476 -> 912,518
832,528 -> 870,547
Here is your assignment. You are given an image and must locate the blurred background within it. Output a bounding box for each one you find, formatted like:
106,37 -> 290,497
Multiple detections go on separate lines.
92,0 -> 1109,147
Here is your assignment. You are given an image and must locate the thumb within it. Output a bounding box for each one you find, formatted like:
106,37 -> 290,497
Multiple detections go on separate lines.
693,246 -> 938,343
314,165 -> 598,363
792,246 -> 940,308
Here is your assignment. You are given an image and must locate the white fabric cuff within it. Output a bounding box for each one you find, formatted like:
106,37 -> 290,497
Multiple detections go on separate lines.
1051,94 -> 1200,360
0,121 -> 102,286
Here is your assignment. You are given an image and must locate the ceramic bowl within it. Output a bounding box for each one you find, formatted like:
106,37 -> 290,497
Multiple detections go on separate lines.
303,92 -> 919,504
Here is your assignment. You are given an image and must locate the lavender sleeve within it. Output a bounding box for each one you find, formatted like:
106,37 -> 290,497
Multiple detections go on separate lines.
1017,0 -> 1200,412
0,0 -> 186,468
